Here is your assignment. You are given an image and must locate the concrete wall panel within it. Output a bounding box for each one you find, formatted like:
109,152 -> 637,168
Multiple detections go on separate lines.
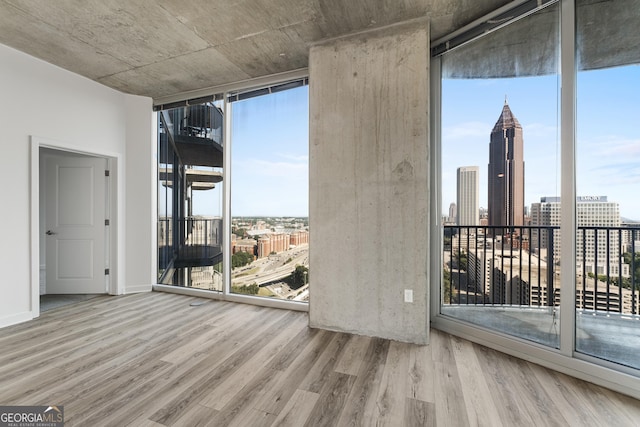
309,21 -> 430,344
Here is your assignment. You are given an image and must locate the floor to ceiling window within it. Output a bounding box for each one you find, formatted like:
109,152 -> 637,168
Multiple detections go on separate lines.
156,79 -> 309,307
157,99 -> 224,291
433,0 -> 640,393
229,84 -> 309,301
575,0 -> 640,370
439,1 -> 561,348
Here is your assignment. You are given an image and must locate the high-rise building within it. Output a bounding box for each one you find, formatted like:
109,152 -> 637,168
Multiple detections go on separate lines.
456,166 -> 479,226
530,196 -> 629,277
448,202 -> 457,224
488,100 -> 525,227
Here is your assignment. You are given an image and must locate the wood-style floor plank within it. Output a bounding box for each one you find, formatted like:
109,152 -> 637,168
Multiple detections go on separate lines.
373,340 -> 411,425
336,337 -> 390,426
432,333 -> 471,427
200,313 -> 309,410
451,336 -> 503,427
298,332 -> 351,394
149,309 -> 294,425
530,364 -> 602,427
333,334 -> 369,376
405,397 -> 436,426
406,339 -> 435,403
252,328 -> 333,415
270,389 -> 320,427
0,292 -> 638,427
304,372 -> 356,427
474,344 -> 539,426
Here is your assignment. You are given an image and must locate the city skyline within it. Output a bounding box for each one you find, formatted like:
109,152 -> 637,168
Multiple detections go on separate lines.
442,65 -> 640,221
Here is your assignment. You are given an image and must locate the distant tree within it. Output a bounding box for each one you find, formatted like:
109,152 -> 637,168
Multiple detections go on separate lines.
232,251 -> 253,268
444,236 -> 452,250
234,228 -> 247,237
454,250 -> 468,271
286,265 -> 309,290
231,283 -> 259,295
443,268 -> 452,303
622,252 -> 640,290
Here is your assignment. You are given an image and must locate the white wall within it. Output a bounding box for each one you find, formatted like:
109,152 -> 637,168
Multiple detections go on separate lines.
124,96 -> 156,293
309,22 -> 430,344
0,43 -> 154,327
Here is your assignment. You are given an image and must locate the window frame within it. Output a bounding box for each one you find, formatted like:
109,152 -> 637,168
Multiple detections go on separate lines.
429,0 -> 640,398
154,74 -> 310,313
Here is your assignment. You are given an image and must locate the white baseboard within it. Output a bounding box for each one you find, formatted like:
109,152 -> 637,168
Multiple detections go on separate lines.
0,311 -> 34,329
123,284 -> 153,294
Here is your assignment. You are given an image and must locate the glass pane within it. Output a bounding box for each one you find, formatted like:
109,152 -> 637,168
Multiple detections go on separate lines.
576,0 -> 640,369
230,86 -> 309,301
158,118 -> 165,279
440,3 -> 561,347
157,100 -> 225,291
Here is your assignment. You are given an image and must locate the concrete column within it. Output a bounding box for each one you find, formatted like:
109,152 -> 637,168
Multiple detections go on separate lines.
309,21 -> 430,344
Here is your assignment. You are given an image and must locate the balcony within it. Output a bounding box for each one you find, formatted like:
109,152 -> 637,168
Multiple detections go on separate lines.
159,104 -> 224,169
159,218 -> 223,290
443,225 -> 640,370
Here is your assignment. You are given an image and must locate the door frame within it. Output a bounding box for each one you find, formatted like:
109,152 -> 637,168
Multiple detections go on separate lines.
30,136 -> 120,317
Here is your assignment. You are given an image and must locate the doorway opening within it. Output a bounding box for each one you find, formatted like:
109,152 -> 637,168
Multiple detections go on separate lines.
31,138 -> 118,317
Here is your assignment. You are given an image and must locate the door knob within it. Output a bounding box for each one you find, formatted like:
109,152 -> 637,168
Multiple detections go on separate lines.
46,230 -> 57,235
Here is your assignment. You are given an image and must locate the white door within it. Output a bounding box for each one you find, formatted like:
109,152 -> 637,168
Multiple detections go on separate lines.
45,154 -> 107,294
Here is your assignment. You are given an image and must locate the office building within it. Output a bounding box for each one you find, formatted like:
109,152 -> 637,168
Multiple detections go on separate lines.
456,166 -> 479,227
448,202 -> 457,224
488,101 -> 525,227
530,196 -> 629,277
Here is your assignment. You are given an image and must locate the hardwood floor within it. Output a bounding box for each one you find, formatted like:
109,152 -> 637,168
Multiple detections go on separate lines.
0,292 -> 638,426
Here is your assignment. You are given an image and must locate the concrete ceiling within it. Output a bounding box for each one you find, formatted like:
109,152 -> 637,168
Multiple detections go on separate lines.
0,0 -> 508,101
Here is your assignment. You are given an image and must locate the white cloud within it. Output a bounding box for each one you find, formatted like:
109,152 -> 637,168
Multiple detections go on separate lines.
578,136 -> 640,182
596,137 -> 640,157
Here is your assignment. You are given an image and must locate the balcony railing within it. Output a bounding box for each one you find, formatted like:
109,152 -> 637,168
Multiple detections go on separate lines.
443,225 -> 640,315
158,217 -> 223,270
159,104 -> 224,169
161,104 -> 223,144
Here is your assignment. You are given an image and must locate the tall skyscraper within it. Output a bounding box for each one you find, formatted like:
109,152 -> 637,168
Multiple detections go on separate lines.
488,100 -> 525,227
448,202 -> 457,224
456,166 -> 479,226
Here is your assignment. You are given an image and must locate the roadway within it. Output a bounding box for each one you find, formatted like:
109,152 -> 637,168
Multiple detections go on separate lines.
232,245 -> 309,287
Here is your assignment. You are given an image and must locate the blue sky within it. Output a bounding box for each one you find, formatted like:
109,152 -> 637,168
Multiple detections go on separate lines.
230,85 -> 309,217
191,64 -> 639,220
442,64 -> 640,220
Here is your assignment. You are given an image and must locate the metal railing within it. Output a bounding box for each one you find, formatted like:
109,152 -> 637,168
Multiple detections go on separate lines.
443,225 -> 640,315
164,104 -> 223,144
183,217 -> 223,248
158,217 -> 223,270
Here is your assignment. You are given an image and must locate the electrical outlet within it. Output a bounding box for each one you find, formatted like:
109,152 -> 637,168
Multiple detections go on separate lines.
404,289 -> 413,303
